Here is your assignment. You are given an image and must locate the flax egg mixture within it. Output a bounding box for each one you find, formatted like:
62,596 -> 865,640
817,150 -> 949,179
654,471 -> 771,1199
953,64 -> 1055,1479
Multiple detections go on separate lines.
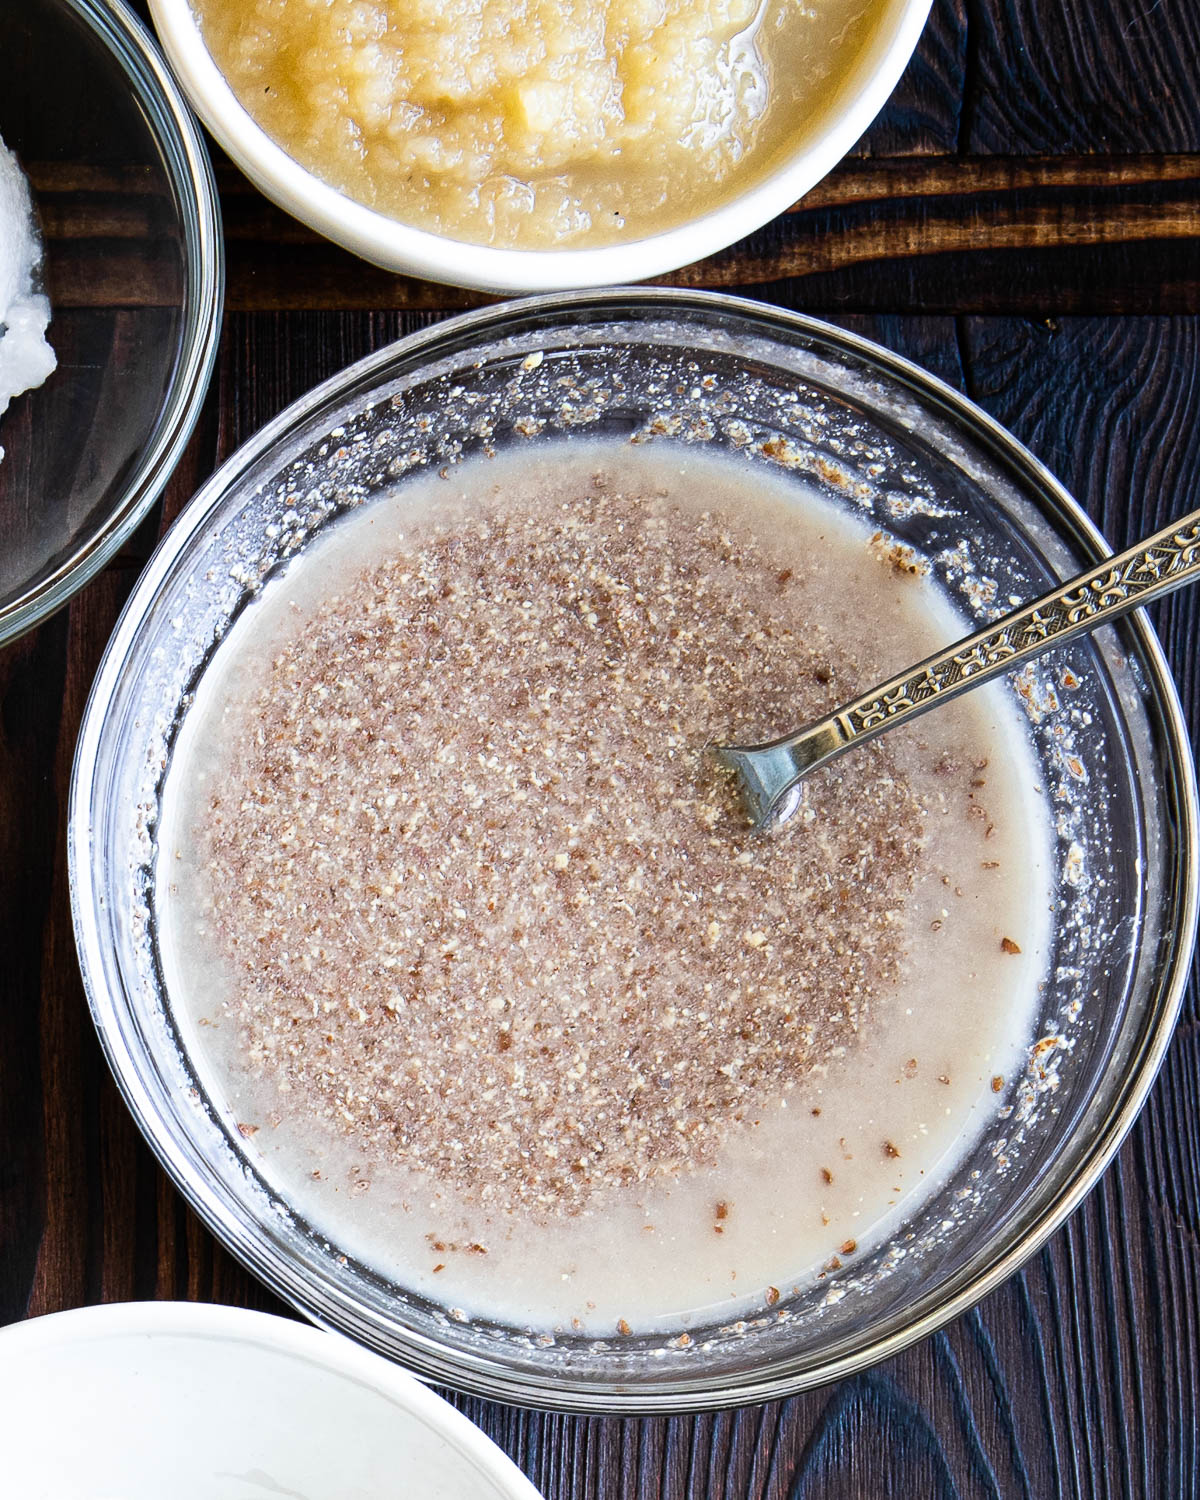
157,441 -> 1053,1335
190,0 -> 885,248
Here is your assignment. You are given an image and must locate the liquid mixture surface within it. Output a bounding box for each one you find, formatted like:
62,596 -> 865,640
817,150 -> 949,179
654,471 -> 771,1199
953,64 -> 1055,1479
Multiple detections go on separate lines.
158,442 -> 1053,1334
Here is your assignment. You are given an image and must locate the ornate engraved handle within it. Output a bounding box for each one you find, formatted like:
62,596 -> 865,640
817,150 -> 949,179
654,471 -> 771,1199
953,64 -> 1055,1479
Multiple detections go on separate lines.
718,513 -> 1200,827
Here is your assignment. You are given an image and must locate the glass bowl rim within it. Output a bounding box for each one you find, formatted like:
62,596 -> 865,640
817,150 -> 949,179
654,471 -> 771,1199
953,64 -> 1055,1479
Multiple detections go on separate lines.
0,0 -> 225,648
69,288 -> 1200,1412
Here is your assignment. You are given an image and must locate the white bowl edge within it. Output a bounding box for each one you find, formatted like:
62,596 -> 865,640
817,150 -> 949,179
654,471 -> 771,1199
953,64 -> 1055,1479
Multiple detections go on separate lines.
0,1302 -> 544,1500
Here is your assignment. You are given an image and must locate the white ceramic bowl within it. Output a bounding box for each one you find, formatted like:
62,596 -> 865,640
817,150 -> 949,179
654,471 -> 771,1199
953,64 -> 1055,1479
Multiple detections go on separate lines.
0,1303 -> 543,1500
147,0 -> 931,293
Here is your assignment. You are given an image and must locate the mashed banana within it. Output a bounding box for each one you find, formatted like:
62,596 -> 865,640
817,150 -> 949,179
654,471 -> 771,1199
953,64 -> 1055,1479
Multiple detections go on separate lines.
193,0 -> 882,248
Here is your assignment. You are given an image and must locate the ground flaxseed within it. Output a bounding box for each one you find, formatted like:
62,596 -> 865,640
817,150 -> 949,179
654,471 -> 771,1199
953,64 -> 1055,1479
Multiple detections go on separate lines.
189,472 -> 927,1218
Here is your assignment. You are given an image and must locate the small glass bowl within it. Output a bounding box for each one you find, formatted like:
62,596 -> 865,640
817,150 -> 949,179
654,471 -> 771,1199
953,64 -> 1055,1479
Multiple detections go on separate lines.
0,0 -> 222,646
70,291 -> 1198,1413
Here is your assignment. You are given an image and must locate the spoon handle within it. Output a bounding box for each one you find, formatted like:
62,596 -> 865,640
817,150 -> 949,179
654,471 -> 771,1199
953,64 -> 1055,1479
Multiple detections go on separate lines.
719,508 -> 1200,827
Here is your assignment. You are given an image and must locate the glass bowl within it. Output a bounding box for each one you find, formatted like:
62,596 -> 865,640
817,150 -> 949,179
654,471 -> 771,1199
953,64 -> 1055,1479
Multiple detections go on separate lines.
69,290 -> 1198,1413
0,0 -> 222,646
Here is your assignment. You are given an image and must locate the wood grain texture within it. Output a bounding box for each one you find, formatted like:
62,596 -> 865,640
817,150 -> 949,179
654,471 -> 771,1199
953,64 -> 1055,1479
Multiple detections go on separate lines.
28,156 -> 1200,314
3,313 -> 1198,1498
963,0 -> 1200,155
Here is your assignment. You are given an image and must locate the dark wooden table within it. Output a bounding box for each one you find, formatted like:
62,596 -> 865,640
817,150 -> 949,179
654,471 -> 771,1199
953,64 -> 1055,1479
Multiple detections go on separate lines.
3,0 -> 1200,1493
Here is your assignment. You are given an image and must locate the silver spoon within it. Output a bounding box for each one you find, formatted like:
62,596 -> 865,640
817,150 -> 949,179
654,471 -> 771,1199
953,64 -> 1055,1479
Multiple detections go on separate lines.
716,508 -> 1200,829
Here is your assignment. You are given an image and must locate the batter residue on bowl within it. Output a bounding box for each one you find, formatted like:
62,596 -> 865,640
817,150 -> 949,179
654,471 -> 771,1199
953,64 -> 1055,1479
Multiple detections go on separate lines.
158,441 -> 1053,1334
